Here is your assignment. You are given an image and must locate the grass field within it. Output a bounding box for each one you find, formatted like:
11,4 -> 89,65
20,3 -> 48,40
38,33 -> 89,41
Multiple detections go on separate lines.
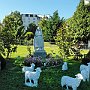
11,42 -> 89,58
0,60 -> 90,90
11,42 -> 60,58
0,42 -> 90,90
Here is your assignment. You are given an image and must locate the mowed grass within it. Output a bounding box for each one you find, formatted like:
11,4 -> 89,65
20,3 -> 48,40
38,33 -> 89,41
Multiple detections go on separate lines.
11,42 -> 60,58
0,60 -> 90,90
0,42 -> 90,90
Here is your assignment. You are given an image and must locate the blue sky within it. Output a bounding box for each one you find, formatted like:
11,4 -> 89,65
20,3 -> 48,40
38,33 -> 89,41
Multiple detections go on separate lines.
0,0 -> 80,22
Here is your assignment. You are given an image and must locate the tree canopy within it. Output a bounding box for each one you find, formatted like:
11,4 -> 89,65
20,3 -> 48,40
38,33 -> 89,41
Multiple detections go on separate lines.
67,0 -> 90,43
1,11 -> 24,58
39,10 -> 63,42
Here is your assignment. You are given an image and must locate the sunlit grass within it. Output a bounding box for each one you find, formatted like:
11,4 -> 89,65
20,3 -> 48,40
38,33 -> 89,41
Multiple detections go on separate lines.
11,42 -> 59,58
11,42 -> 89,59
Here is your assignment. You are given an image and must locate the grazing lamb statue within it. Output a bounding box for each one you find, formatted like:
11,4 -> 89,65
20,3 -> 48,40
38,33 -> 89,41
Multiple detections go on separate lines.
80,66 -> 89,82
62,62 -> 68,71
61,73 -> 83,90
25,67 -> 42,87
22,63 -> 35,73
80,62 -> 90,81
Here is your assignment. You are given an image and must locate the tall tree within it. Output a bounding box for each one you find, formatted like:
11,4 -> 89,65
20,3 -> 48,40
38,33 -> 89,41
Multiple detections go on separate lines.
26,23 -> 37,39
39,10 -> 63,42
1,11 -> 24,58
55,21 -> 75,59
0,23 -> 5,55
68,0 -> 90,43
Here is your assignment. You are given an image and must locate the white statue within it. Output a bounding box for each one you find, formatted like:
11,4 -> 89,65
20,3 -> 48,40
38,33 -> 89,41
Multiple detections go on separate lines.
34,27 -> 44,51
62,62 -> 68,71
61,73 -> 83,90
25,67 -> 42,87
22,63 -> 35,73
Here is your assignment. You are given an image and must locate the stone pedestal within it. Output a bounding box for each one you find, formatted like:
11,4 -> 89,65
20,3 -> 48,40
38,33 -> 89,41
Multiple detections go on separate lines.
33,50 -> 47,58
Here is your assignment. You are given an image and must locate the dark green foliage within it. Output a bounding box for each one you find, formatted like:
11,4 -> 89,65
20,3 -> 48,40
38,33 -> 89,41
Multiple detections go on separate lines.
39,10 -> 63,42
82,50 -> 90,64
0,23 -> 5,55
0,39 -> 5,56
56,0 -> 90,59
25,32 -> 33,40
1,11 -> 24,58
27,23 -> 37,35
26,23 -> 37,39
0,59 -> 90,90
24,56 -> 42,67
14,56 -> 24,66
81,58 -> 90,65
67,0 -> 90,42
55,21 -> 74,59
0,54 -> 6,70
27,46 -> 32,56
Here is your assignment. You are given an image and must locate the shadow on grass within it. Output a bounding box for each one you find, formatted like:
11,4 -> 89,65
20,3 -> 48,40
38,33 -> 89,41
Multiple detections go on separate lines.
0,58 -> 90,90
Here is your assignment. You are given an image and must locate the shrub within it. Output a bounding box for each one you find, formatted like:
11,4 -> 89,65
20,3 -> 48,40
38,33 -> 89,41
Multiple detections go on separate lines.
45,57 -> 63,67
14,56 -> 24,66
24,55 -> 42,67
27,46 -> 31,56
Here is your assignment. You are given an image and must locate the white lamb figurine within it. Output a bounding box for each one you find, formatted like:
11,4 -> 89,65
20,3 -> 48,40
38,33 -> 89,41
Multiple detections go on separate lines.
80,66 -> 89,82
87,62 -> 90,75
80,62 -> 90,71
80,64 -> 87,72
62,62 -> 68,71
80,62 -> 90,81
25,67 -> 42,87
22,63 -> 35,73
61,73 -> 83,90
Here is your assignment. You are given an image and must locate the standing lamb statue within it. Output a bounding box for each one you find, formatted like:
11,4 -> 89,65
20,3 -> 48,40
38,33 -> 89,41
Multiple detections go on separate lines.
22,63 -> 35,73
80,62 -> 90,82
61,73 -> 83,90
80,64 -> 87,72
62,62 -> 68,71
80,66 -> 89,82
25,67 -> 42,87
80,62 -> 90,72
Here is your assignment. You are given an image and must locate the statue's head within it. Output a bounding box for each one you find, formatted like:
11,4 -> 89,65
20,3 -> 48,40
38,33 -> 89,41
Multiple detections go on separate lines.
35,27 -> 42,36
37,27 -> 40,30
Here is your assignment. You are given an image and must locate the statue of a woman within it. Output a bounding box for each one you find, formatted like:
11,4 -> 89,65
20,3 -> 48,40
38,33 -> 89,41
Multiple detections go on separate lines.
34,27 -> 44,51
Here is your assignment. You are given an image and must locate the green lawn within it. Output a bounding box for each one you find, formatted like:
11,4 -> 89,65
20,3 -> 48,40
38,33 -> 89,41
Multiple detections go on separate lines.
11,42 -> 60,58
11,42 -> 89,58
0,60 -> 90,90
0,42 -> 90,90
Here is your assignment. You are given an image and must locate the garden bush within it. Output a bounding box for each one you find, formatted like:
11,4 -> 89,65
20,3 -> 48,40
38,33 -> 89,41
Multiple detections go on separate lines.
14,56 -> 24,66
45,57 -> 63,67
24,55 -> 42,67
23,54 -> 63,68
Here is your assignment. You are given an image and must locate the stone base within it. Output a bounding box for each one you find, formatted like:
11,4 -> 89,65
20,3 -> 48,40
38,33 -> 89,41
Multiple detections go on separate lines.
33,50 -> 47,58
25,82 -> 37,87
